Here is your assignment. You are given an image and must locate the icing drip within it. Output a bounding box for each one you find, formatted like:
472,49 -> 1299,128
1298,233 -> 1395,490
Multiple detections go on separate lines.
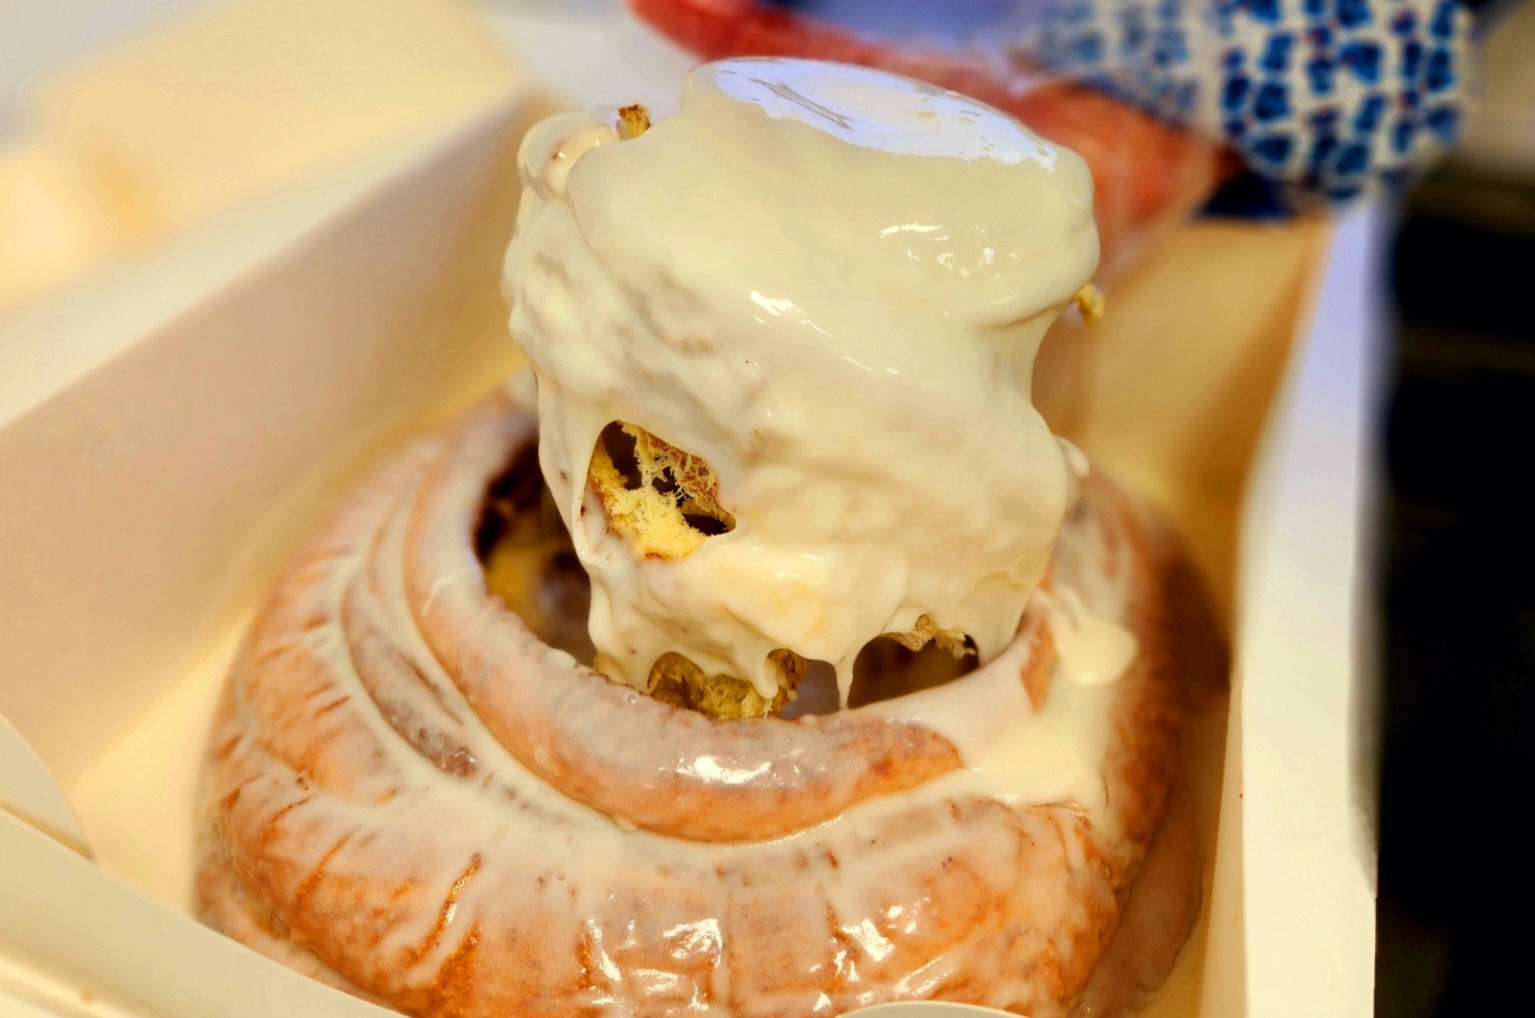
502,58 -> 1100,703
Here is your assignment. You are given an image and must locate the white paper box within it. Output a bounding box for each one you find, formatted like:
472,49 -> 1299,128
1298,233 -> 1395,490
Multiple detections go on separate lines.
0,9 -> 1376,1017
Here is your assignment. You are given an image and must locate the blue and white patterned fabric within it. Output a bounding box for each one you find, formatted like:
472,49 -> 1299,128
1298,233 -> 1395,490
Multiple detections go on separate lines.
1015,0 -> 1475,208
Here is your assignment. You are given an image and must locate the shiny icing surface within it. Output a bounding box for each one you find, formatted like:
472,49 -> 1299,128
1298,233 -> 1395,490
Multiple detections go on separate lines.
202,402 -> 1193,1018
502,58 -> 1100,701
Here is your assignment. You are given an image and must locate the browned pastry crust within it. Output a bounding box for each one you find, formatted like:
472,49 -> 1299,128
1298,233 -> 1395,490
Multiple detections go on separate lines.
196,395 -> 1224,1018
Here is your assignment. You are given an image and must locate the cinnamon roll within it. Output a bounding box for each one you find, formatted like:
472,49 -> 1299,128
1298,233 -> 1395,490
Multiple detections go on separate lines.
197,57 -> 1227,1018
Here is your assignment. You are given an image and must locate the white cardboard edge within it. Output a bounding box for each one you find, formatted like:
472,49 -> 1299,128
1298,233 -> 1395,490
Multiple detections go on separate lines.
0,94 -> 521,429
0,811 -> 393,1018
0,714 -> 92,859
0,87 -> 545,788
1230,206 -> 1382,1017
1,79 -> 549,1018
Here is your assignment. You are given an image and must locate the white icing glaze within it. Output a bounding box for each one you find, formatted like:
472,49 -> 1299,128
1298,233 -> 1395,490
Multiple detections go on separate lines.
502,58 -> 1100,703
206,405 -> 1178,1017
860,498 -> 1135,830
1049,588 -> 1139,688
266,436 -> 1125,856
505,364 -> 539,413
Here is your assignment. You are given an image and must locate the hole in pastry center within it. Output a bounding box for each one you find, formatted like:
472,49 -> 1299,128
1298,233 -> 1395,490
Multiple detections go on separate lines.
778,661 -> 840,719
477,443 -> 594,665
849,634 -> 979,708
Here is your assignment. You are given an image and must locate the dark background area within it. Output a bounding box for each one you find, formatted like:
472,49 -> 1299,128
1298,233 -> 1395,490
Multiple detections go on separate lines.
1374,158 -> 1535,1015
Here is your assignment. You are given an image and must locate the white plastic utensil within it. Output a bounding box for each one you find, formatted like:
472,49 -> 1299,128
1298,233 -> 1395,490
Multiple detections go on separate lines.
0,713 -> 91,857
842,1003 -> 1024,1018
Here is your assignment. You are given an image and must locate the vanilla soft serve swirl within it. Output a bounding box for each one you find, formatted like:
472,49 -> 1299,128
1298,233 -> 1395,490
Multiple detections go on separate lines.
503,58 -> 1099,703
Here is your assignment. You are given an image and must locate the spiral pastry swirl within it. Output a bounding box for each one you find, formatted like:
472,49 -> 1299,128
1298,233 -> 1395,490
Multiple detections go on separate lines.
196,395 -> 1219,1018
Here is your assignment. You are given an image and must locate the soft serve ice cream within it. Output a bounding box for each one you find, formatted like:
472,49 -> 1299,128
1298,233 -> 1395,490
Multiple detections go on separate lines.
503,57 -> 1099,707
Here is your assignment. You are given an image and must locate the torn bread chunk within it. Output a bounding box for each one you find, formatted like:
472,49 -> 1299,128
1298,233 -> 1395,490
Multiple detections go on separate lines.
585,423 -> 801,717
586,436 -> 707,560
636,648 -> 808,719
585,422 -> 735,559
884,613 -> 974,657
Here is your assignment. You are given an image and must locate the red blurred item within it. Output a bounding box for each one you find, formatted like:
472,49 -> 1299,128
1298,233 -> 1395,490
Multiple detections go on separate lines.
631,0 -> 1223,276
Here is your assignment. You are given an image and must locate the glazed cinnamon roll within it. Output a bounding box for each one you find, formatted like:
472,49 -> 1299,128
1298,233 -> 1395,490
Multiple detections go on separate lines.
198,58 -> 1226,1018
198,397 -> 1218,1017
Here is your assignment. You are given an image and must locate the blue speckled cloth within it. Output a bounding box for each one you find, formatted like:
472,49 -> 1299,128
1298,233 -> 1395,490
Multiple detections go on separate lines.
1015,0 -> 1475,208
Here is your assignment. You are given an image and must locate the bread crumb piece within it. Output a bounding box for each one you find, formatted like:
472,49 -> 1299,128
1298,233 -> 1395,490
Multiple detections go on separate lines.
1071,283 -> 1105,325
616,104 -> 650,139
